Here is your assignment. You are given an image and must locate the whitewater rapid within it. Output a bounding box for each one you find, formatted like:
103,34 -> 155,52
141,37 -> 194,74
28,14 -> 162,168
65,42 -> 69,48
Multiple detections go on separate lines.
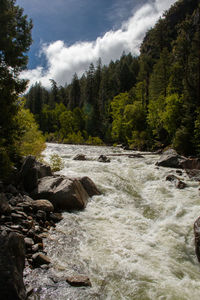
27,143 -> 200,300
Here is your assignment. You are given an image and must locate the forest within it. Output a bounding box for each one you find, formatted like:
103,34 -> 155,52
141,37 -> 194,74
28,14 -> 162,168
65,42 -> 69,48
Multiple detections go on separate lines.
0,0 -> 200,180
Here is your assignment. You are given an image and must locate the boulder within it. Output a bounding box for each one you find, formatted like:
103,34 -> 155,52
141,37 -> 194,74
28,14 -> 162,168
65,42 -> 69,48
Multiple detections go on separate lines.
98,155 -> 110,163
185,169 -> 200,181
181,158 -> 200,170
20,156 -> 52,192
0,193 -> 11,214
156,149 -> 186,169
0,231 -> 26,300
32,176 -> 89,211
194,216 -> 200,262
73,154 -> 86,161
79,176 -> 101,197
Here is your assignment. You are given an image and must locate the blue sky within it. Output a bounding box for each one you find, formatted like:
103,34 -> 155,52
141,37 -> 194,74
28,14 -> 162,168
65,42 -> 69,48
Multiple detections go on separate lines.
16,0 -> 177,88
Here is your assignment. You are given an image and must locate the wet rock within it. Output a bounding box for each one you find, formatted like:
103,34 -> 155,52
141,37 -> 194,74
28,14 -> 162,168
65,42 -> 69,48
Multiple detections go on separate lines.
32,176 -> 89,211
166,174 -> 186,189
32,199 -> 54,213
66,275 -> 91,287
49,212 -> 63,223
185,169 -> 200,181
79,176 -> 101,197
194,216 -> 200,262
176,170 -> 183,176
73,154 -> 87,161
0,193 -> 11,214
0,231 -> 26,300
156,149 -> 186,169
128,154 -> 144,158
98,155 -> 110,163
32,252 -> 51,268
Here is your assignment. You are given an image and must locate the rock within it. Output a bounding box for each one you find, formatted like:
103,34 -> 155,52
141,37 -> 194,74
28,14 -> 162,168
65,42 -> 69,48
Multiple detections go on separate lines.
166,174 -> 186,189
66,275 -> 91,287
0,193 -> 11,214
73,154 -> 86,161
24,237 -> 34,248
36,210 -> 47,221
20,156 -> 52,192
0,231 -> 26,300
32,252 -> 51,268
6,184 -> 19,195
98,155 -> 110,163
32,176 -> 89,211
49,212 -> 63,223
194,217 -> 200,262
181,158 -> 200,170
79,176 -> 101,197
32,199 -> 54,212
156,149 -> 186,169
128,154 -> 144,158
185,169 -> 200,181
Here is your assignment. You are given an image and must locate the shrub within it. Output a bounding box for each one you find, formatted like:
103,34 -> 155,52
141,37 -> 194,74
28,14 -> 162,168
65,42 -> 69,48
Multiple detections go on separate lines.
49,154 -> 64,172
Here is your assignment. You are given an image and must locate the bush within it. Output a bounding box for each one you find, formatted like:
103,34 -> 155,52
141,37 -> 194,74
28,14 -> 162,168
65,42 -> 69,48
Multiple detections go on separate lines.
172,126 -> 194,155
63,131 -> 85,144
49,154 -> 64,172
86,136 -> 104,146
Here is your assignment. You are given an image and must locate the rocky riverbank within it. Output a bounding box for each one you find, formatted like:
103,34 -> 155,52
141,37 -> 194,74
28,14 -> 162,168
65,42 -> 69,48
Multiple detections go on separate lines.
0,155 -> 100,300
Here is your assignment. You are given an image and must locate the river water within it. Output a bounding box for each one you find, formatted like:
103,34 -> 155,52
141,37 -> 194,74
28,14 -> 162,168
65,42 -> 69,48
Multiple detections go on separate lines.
27,143 -> 200,300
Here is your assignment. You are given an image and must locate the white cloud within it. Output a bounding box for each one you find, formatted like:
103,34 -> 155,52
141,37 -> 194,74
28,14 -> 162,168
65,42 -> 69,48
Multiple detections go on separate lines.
21,0 -> 177,89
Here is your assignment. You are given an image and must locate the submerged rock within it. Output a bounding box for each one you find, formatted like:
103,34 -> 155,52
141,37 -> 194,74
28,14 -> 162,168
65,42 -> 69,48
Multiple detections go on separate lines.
66,275 -> 91,287
166,174 -> 186,189
73,154 -> 87,161
98,155 -> 110,163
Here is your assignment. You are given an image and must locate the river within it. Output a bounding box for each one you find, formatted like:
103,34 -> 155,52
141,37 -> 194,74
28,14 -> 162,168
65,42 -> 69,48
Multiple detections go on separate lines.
27,143 -> 200,300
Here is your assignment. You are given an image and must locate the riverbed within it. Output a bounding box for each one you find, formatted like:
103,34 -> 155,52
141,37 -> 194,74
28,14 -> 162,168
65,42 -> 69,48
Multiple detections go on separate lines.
26,143 -> 200,300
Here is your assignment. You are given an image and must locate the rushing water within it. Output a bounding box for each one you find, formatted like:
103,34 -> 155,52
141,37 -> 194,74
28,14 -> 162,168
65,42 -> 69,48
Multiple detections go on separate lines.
26,143 -> 200,300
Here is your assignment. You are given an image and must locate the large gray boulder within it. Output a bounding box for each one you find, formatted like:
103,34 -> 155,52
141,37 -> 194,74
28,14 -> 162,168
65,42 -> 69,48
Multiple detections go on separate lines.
156,149 -> 186,169
0,232 -> 26,300
79,176 -> 101,197
32,176 -> 89,211
20,156 -> 52,192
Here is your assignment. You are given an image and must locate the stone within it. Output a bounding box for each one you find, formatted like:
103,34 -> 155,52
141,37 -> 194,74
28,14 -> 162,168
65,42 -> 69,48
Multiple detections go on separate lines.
98,155 -> 110,163
20,156 -> 52,192
73,154 -> 87,161
32,176 -> 89,211
0,232 -> 26,300
66,275 -> 91,287
181,158 -> 200,170
194,216 -> 200,262
79,176 -> 101,197
185,169 -> 200,181
156,149 -> 186,169
166,174 -> 186,189
32,252 -> 51,268
36,210 -> 47,221
0,193 -> 11,214
49,212 -> 63,223
24,237 -> 34,247
32,199 -> 54,212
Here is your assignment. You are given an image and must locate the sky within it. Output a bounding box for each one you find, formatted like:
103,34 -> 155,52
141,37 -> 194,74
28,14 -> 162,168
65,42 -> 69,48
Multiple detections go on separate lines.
16,0 -> 177,89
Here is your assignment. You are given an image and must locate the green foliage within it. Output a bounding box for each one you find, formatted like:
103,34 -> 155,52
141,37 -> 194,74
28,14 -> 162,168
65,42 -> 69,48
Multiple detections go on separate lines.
16,100 -> 46,158
0,147 -> 13,181
86,136 -> 104,146
172,126 -> 192,155
0,0 -> 32,178
63,131 -> 85,144
49,154 -> 64,172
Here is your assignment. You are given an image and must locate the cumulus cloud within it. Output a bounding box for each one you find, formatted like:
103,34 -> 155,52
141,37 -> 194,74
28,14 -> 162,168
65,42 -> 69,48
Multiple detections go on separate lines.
21,0 -> 177,89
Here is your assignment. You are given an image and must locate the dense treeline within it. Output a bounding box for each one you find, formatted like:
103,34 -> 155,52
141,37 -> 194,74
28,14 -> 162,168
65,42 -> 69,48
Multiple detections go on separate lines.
25,0 -> 200,155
